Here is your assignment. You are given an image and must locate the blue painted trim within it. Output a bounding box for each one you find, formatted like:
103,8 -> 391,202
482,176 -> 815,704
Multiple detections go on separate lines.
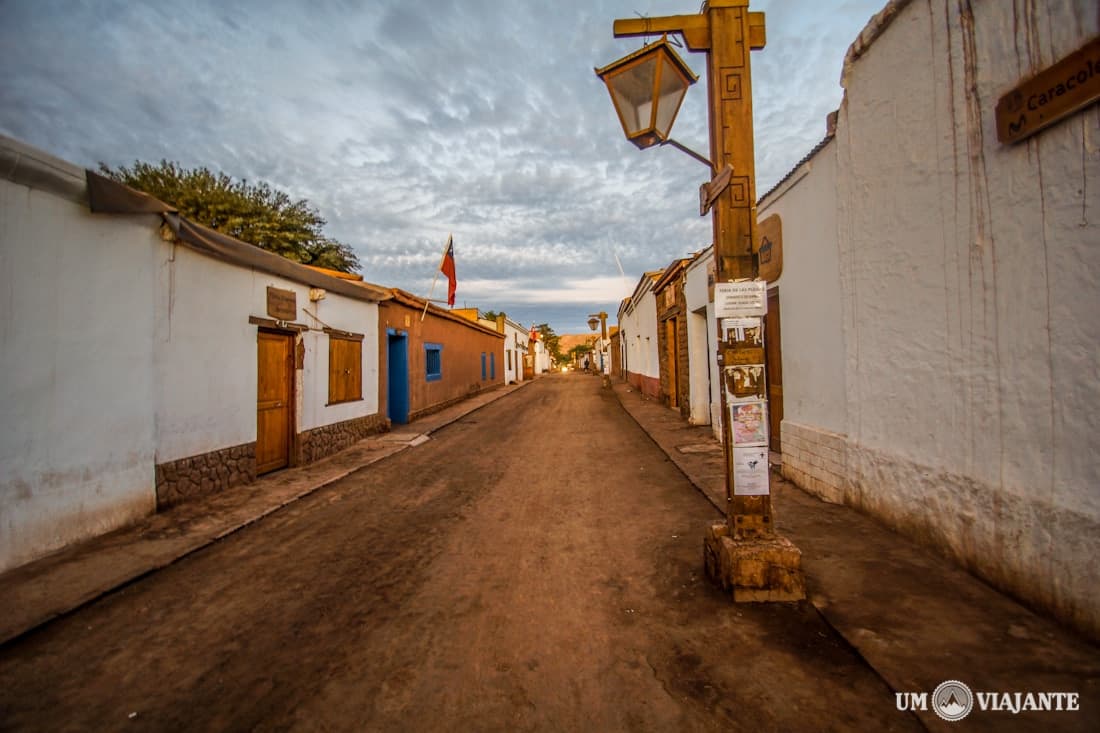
425,342 -> 443,382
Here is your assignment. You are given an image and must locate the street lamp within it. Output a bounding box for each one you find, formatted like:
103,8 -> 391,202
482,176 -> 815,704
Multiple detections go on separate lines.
587,311 -> 610,382
597,0 -> 804,603
594,35 -> 698,150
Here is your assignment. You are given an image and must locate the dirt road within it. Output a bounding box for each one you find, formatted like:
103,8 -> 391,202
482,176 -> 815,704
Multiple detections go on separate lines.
0,375 -> 920,731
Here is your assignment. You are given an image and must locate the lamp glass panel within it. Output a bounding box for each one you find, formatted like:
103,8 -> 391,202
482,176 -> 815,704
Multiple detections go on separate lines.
654,56 -> 690,138
607,56 -> 657,135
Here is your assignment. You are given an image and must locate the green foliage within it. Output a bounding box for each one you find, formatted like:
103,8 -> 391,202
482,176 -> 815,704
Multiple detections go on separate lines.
99,160 -> 359,273
482,310 -> 501,322
536,323 -> 563,364
567,344 -> 593,363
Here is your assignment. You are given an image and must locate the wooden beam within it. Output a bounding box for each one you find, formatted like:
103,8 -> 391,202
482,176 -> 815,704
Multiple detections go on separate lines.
613,15 -> 711,51
612,11 -> 765,52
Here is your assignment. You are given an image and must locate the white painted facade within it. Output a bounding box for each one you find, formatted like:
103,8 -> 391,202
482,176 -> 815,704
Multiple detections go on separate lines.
502,317 -> 526,384
533,337 -> 551,374
0,136 -> 384,573
684,249 -> 718,433
762,0 -> 1100,639
617,272 -> 662,396
1,171 -> 159,574
153,242 -> 380,464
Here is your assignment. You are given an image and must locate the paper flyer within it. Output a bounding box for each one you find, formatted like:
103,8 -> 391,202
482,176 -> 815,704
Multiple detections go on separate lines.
733,446 -> 770,495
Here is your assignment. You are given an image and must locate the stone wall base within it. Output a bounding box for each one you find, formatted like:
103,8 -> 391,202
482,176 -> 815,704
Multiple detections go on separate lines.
780,420 -> 848,504
704,522 -> 806,602
155,442 -> 256,510
297,412 -> 389,464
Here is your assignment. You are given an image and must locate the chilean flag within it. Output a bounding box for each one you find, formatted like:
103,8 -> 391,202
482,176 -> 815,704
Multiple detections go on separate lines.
440,235 -> 457,307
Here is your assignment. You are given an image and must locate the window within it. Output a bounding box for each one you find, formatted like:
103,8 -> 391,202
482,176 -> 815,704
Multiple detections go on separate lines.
328,333 -> 363,404
425,343 -> 442,382
507,350 -> 513,371
480,352 -> 487,380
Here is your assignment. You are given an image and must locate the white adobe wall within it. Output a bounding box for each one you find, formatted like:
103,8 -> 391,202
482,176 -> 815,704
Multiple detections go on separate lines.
0,178 -> 158,573
758,139 -> 848,502
152,242 -> 380,464
685,252 -> 717,429
621,288 -> 660,381
503,320 -> 525,383
835,0 -> 1100,638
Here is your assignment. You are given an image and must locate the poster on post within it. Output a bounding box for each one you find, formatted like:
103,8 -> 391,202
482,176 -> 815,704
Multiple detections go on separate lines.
714,281 -> 767,318
723,365 -> 766,402
731,401 -> 768,446
722,317 -> 763,348
733,446 -> 770,495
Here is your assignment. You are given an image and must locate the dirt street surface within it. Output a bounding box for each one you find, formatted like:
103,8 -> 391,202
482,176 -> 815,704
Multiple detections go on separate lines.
0,375 -> 921,732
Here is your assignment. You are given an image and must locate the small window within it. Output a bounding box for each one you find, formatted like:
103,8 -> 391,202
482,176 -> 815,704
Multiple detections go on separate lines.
328,334 -> 363,404
425,343 -> 442,382
481,352 -> 487,380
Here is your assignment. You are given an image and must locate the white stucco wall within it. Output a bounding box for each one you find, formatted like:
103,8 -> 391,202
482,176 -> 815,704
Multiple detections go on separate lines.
292,287 -> 379,432
685,252 -> 716,427
0,177 -> 158,572
833,0 -> 1100,637
503,319 -> 525,383
619,282 -> 660,381
759,140 -> 846,435
153,242 -> 380,464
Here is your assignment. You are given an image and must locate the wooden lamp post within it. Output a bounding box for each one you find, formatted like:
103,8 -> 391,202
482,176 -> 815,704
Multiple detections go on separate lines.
597,0 -> 804,602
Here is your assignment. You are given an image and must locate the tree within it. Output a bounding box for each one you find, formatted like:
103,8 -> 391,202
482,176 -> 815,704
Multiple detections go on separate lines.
99,160 -> 360,272
536,323 -> 563,365
567,344 -> 593,365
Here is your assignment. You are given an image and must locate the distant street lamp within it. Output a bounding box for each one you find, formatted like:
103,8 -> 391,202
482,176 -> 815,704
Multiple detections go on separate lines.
597,0 -> 804,602
587,311 -> 610,382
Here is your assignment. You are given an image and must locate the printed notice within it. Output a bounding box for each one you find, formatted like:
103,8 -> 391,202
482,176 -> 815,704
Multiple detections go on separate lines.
733,446 -> 770,495
714,281 -> 767,317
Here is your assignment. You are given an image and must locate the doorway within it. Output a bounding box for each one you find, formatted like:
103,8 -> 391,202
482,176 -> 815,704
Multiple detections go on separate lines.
765,288 -> 783,451
387,330 -> 409,425
665,318 -> 679,408
256,329 -> 294,474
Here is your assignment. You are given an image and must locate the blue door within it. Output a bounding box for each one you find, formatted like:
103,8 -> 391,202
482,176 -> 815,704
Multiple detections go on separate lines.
387,330 -> 409,424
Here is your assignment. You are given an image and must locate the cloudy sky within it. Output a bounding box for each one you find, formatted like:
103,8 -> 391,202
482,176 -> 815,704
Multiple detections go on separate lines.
0,0 -> 884,334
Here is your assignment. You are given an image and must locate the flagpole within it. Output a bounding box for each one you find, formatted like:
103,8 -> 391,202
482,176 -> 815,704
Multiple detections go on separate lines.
421,234 -> 452,322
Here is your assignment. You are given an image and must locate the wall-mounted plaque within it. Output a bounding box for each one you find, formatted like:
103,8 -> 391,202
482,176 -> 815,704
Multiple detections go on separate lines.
754,214 -> 782,283
266,286 -> 297,320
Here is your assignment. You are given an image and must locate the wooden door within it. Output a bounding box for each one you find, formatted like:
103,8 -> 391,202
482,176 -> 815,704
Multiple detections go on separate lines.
665,319 -> 679,408
765,288 -> 783,451
257,330 -> 293,474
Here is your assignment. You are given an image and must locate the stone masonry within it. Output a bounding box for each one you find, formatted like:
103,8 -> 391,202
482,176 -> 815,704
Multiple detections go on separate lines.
296,413 -> 390,465
155,442 -> 257,510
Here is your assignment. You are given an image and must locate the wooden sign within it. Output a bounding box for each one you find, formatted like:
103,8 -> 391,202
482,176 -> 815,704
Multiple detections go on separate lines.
699,164 -> 734,216
754,214 -> 782,283
996,36 -> 1100,145
266,286 -> 297,320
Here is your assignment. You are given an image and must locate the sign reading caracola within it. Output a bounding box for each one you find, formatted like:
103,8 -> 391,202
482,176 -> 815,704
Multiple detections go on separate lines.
996,35 -> 1100,145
